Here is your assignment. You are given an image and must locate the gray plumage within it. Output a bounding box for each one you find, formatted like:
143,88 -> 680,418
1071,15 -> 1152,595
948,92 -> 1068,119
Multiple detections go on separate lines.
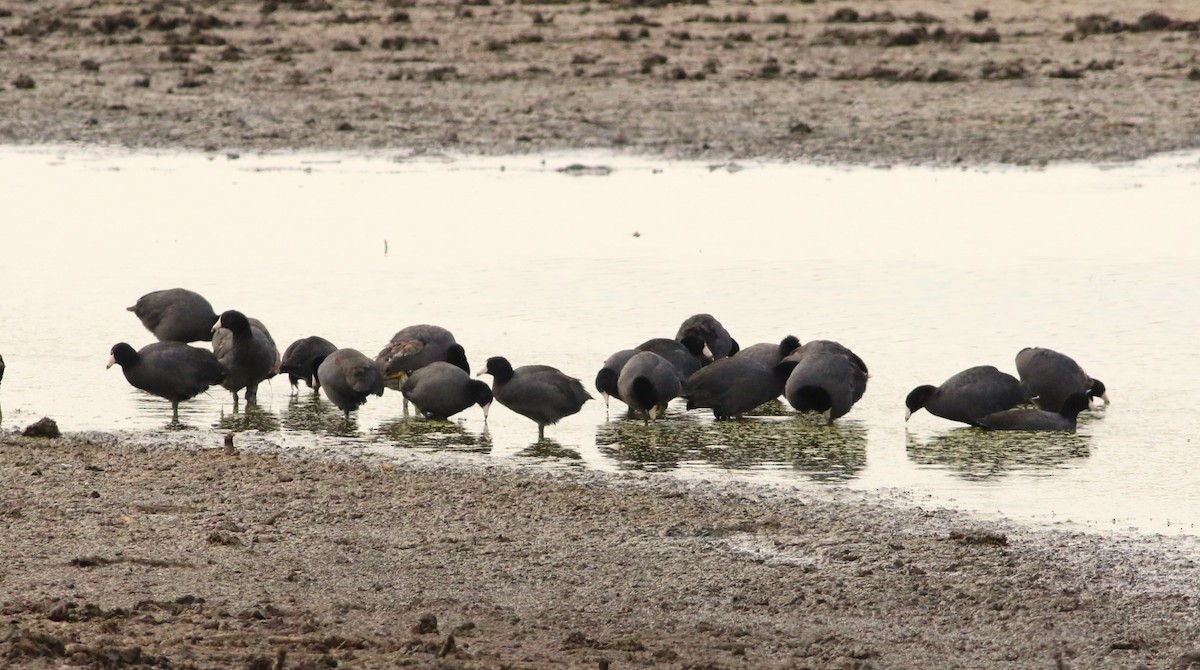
479,356 -> 592,438
128,288 -> 218,343
617,351 -> 682,421
595,348 -> 638,407
979,392 -> 1090,431
905,366 -> 1025,426
675,313 -> 740,359
1016,347 -> 1107,412
280,336 -> 337,392
736,335 -> 801,369
681,356 -> 791,420
785,339 -> 869,377
212,310 -> 280,406
783,343 -> 868,424
317,348 -> 386,419
107,341 -> 226,420
636,336 -> 709,381
376,324 -> 469,379
401,361 -> 493,420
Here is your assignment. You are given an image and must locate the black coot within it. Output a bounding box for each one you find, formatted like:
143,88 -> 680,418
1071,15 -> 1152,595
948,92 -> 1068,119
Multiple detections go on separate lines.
1015,347 -> 1107,411
783,341 -> 867,424
681,356 -> 791,420
280,336 -> 337,393
736,335 -> 801,368
128,288 -> 218,343
316,348 -> 386,419
595,348 -> 638,408
402,361 -> 493,420
979,392 -> 1090,431
675,314 -> 739,359
617,351 -> 682,421
905,365 -> 1025,426
107,341 -> 226,420
478,356 -> 591,438
212,310 -> 280,406
376,325 -> 469,380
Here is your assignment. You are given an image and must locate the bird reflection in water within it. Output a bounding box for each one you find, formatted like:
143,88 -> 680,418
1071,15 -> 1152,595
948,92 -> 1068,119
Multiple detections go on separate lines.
596,410 -> 867,482
216,404 -> 281,434
906,428 -> 1092,482
281,392 -> 344,434
376,416 -> 491,455
515,436 -> 582,464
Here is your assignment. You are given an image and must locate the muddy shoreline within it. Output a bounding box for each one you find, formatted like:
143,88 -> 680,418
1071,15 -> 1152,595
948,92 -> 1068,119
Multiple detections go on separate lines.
2,432 -> 1199,668
1,0 -> 1198,165
4,0 -> 1200,666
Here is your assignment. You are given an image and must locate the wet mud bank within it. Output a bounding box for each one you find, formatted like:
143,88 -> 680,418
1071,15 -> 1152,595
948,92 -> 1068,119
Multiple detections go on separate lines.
1,433 -> 1198,668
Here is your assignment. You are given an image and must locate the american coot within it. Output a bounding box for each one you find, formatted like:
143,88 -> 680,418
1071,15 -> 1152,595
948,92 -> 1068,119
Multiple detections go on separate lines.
979,392 -> 1090,431
905,365 -> 1025,426
681,356 -> 792,420
376,325 -> 470,380
401,361 -> 493,420
1015,347 -> 1108,411
316,348 -> 386,419
280,336 -> 338,393
107,341 -> 226,421
783,343 -> 868,424
212,310 -> 280,406
675,314 -> 740,359
636,336 -> 710,381
736,335 -> 801,368
0,353 -> 5,386
128,288 -> 219,343
478,356 -> 592,438
617,351 -> 682,421
595,348 -> 638,407
784,339 -> 869,377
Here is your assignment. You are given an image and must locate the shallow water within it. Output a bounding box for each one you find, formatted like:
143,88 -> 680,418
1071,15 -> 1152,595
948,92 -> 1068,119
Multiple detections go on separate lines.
1,146 -> 1197,536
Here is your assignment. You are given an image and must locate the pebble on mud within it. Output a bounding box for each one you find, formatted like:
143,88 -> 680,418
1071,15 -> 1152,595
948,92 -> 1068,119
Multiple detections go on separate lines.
413,613 -> 439,634
949,529 -> 1008,546
23,417 -> 61,438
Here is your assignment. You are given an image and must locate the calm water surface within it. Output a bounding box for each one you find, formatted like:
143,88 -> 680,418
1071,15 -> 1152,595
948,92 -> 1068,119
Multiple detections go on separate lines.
1,146 -> 1197,536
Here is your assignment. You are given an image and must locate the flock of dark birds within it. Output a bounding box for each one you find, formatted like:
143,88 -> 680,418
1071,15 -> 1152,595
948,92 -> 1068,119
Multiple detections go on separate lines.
85,288 -> 1108,438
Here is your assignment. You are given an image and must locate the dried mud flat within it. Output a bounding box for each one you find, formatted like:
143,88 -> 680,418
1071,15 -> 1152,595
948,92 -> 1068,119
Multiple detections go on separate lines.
0,0 -> 1198,163
1,432 -> 1199,669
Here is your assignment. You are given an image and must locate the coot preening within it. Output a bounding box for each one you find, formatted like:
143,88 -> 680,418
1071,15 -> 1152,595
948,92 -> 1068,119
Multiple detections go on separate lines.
783,342 -> 867,424
681,356 -> 791,420
376,325 -> 469,380
107,341 -> 226,421
128,288 -> 218,343
478,356 -> 591,438
784,339 -> 869,377
212,310 -> 280,406
1015,347 -> 1107,411
636,336 -> 709,381
316,348 -> 386,419
617,351 -> 682,421
736,335 -> 801,368
280,336 -> 337,393
675,314 -> 739,359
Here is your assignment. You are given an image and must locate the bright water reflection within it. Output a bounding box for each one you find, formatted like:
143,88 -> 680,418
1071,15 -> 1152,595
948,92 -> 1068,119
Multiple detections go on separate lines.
0,146 -> 1198,536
